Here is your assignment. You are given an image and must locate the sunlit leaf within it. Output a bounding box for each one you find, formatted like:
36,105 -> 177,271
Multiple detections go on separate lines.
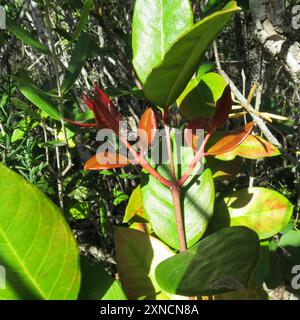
215,134 -> 281,160
84,152 -> 130,170
206,122 -> 254,155
132,0 -> 193,84
178,72 -> 227,120
79,255 -> 126,300
233,134 -> 281,159
0,164 -> 81,299
279,230 -> 300,248
143,2 -> 239,106
137,108 -> 157,149
213,187 -> 294,239
123,185 -> 146,223
115,227 -> 187,300
141,132 -> 215,249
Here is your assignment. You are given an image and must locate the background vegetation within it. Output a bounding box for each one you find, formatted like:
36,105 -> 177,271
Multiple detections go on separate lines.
0,0 -> 299,299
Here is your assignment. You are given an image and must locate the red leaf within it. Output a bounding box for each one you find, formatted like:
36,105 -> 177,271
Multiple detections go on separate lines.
83,94 -> 94,110
92,84 -> 121,133
185,117 -> 210,150
84,151 -> 130,170
209,84 -> 232,130
206,122 -> 254,156
137,108 -> 157,149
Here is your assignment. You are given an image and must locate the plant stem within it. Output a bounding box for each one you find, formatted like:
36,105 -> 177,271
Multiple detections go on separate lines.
44,1 -> 74,208
170,184 -> 187,252
179,131 -> 212,187
119,135 -> 171,188
165,125 -> 187,252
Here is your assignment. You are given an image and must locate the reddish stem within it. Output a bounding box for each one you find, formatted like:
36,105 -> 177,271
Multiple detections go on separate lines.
170,184 -> 187,252
179,131 -> 212,186
119,135 -> 172,188
165,125 -> 187,252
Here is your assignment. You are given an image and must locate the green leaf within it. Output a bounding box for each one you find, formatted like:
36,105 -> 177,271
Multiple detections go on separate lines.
71,0 -> 93,42
279,230 -> 300,248
11,98 -> 41,119
143,1 -> 239,107
214,282 -> 268,300
114,227 -> 186,300
15,74 -> 61,120
252,241 -> 271,284
178,72 -> 227,120
11,117 -> 38,143
196,62 -> 215,78
132,0 -> 193,84
213,187 -> 294,239
61,32 -> 91,94
207,156 -> 243,181
0,164 -> 81,299
6,18 -> 50,55
215,134 -> 281,161
79,256 -> 126,300
123,185 -> 146,223
141,132 -> 215,249
155,226 -> 260,296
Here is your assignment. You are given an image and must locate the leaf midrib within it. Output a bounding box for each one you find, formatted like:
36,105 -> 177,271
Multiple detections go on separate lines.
0,224 -> 47,300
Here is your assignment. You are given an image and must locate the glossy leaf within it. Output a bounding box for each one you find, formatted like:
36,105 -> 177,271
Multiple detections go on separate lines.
143,2 -> 239,107
84,152 -> 129,170
279,230 -> 300,248
141,133 -> 215,249
92,85 -> 120,133
138,108 -> 157,149
178,72 -> 227,120
213,187 -> 294,239
206,122 -> 254,155
15,74 -> 61,120
132,0 -> 193,84
123,185 -> 146,223
6,18 -> 50,55
115,227 -> 187,300
215,134 -> 281,161
61,33 -> 91,94
79,256 -> 126,300
233,134 -> 280,159
0,164 -> 81,299
155,227 -> 260,296
209,84 -> 232,130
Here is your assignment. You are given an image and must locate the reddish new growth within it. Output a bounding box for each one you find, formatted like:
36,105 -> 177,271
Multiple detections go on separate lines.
67,83 -> 254,252
66,83 -> 254,188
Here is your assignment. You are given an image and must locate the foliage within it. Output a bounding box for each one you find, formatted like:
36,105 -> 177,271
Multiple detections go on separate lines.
0,0 -> 299,300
